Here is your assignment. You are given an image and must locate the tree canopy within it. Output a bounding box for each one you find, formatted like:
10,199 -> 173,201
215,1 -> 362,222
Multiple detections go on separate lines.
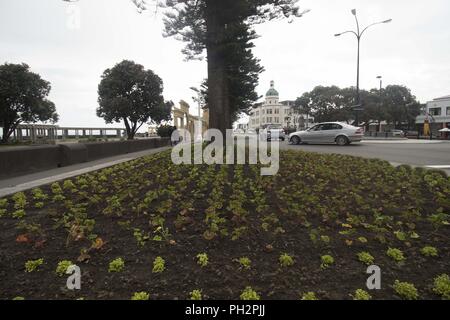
0,63 -> 58,143
295,84 -> 422,129
97,60 -> 172,140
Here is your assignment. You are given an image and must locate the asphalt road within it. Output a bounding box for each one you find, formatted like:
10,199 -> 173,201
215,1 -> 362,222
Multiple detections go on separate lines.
282,140 -> 450,174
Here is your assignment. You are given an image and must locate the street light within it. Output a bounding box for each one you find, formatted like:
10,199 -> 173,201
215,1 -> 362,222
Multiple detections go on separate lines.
335,9 -> 392,126
377,75 -> 383,91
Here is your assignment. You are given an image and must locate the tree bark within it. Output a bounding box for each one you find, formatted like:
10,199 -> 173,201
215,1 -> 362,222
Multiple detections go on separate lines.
205,0 -> 231,137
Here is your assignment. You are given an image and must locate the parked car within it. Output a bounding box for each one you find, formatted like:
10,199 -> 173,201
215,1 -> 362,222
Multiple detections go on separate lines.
388,129 -> 405,137
289,122 -> 364,146
260,124 -> 286,141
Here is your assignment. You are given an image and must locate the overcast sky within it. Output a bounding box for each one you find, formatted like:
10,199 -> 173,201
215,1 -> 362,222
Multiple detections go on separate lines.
1,0 -> 449,128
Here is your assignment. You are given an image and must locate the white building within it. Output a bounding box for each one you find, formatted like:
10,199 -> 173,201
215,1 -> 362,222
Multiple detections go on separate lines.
416,95 -> 450,135
249,81 -> 314,130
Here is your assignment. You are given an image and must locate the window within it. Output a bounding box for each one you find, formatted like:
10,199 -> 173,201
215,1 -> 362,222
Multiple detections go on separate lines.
267,117 -> 273,123
429,107 -> 442,116
275,117 -> 280,123
274,109 -> 280,114
267,109 -> 273,115
256,111 -> 259,116
262,110 -> 265,115
447,107 -> 450,116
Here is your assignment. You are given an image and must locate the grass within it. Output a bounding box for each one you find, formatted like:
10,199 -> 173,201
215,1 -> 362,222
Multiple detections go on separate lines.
0,149 -> 449,300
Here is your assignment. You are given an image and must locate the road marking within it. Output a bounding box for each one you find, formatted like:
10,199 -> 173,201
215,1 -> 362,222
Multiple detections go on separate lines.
0,158 -> 134,198
426,165 -> 450,169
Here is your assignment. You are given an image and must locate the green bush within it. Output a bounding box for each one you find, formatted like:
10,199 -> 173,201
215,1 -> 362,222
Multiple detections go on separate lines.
157,125 -> 177,138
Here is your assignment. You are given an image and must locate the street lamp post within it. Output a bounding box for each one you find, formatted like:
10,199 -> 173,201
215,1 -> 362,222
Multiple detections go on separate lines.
335,9 -> 392,126
377,75 -> 383,91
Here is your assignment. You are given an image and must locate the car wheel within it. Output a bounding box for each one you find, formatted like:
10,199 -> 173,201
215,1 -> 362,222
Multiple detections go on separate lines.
290,135 -> 301,145
336,136 -> 349,146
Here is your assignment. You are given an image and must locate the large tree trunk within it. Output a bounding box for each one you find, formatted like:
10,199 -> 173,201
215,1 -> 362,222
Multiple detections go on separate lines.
205,0 -> 231,136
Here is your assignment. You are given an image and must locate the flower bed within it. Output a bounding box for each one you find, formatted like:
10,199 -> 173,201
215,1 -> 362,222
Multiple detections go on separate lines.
0,150 -> 449,300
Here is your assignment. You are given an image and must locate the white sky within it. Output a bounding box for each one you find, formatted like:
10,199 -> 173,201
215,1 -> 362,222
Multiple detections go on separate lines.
1,0 -> 449,128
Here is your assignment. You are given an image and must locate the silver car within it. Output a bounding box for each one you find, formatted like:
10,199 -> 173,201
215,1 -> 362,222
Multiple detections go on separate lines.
289,122 -> 364,146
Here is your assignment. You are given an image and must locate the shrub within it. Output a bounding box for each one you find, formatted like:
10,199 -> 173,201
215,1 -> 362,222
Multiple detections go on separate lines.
387,248 -> 405,262
0,198 -> 8,208
352,289 -> 372,300
12,192 -> 27,209
301,292 -> 318,300
25,259 -> 44,272
420,246 -> 438,257
393,280 -> 418,300
433,274 -> 450,300
152,257 -> 165,273
357,252 -> 375,265
321,255 -> 334,269
279,253 -> 294,267
190,290 -> 202,300
109,258 -> 125,273
240,287 -> 260,300
157,125 -> 177,138
196,253 -> 209,267
56,260 -> 73,277
131,292 -> 150,300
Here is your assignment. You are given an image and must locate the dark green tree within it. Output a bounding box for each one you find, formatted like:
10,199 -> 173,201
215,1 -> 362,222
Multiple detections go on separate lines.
97,60 -> 172,140
155,0 -> 307,134
0,63 -> 58,144
382,85 -> 421,129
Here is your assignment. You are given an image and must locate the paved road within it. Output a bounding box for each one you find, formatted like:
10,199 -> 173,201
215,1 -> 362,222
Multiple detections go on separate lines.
282,140 -> 450,174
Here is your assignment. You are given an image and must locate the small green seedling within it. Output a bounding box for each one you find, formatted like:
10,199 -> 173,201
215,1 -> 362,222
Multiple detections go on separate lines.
236,257 -> 251,270
352,289 -> 372,300
196,253 -> 209,267
420,246 -> 438,257
357,252 -> 374,266
321,255 -> 334,269
108,258 -> 125,273
190,290 -> 202,300
433,274 -> 450,300
56,260 -> 73,277
152,257 -> 165,273
393,280 -> 418,300
301,292 -> 318,300
240,287 -> 260,300
279,253 -> 294,267
387,248 -> 405,262
131,292 -> 150,300
25,259 -> 44,273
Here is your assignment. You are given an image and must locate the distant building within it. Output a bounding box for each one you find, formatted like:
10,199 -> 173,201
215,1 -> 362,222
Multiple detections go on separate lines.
416,95 -> 450,135
249,81 -> 313,130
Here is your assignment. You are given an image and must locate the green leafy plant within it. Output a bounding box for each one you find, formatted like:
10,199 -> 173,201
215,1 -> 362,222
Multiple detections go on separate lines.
56,260 -> 73,277
357,252 -> 375,266
25,258 -> 44,272
321,255 -> 334,269
301,292 -> 318,300
0,198 -> 8,208
236,257 -> 251,270
12,192 -> 27,210
133,228 -> 149,247
152,257 -> 165,273
197,253 -> 209,268
352,289 -> 372,300
393,280 -> 418,300
190,290 -> 202,300
420,246 -> 438,257
12,209 -> 26,219
131,292 -> 150,300
279,253 -> 294,267
387,248 -> 405,262
109,258 -> 125,273
240,287 -> 260,300
433,274 -> 450,300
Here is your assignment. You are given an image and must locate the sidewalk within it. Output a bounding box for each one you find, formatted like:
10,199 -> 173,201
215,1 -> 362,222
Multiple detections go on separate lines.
0,146 -> 171,198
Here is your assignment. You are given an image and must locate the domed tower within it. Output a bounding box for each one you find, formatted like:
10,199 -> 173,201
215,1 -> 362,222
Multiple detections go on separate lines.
265,80 -> 279,105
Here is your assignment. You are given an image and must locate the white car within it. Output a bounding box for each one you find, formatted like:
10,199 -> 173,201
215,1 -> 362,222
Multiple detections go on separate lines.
289,122 -> 364,146
260,124 -> 286,141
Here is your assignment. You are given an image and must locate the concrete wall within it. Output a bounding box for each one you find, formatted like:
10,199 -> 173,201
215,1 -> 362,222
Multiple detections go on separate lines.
0,138 -> 170,179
